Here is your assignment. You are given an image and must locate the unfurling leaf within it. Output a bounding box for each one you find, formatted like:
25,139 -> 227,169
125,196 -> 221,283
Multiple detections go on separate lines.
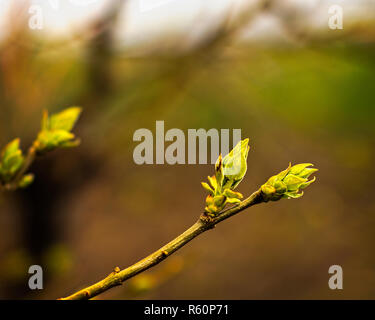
261,163 -> 318,202
222,138 -> 249,190
35,107 -> 82,153
202,139 -> 250,216
201,182 -> 214,195
49,107 -> 82,132
36,130 -> 76,152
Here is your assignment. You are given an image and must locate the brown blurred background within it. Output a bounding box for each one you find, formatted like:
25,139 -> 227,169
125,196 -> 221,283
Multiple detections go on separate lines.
0,0 -> 375,299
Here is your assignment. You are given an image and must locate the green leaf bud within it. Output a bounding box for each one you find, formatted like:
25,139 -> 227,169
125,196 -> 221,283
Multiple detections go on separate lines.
0,139 -> 25,183
261,163 -> 317,202
36,107 -> 82,154
222,138 -> 250,190
202,139 -> 250,215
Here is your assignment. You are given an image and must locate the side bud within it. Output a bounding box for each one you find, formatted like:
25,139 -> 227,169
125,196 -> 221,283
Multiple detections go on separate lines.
261,163 -> 318,202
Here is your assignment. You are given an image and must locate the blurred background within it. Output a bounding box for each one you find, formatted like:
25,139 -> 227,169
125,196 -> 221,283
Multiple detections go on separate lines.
0,0 -> 374,299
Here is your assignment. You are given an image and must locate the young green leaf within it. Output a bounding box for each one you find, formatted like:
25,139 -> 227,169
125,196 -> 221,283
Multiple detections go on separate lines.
49,107 -> 82,132
36,130 -> 76,152
35,107 -> 82,154
222,138 -> 250,190
202,139 -> 250,215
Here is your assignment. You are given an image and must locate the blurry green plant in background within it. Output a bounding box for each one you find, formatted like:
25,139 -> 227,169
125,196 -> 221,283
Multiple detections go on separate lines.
0,106 -> 82,298
0,107 -> 81,192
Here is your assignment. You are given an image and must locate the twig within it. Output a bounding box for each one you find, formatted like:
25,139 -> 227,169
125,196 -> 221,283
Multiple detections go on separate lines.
59,189 -> 264,300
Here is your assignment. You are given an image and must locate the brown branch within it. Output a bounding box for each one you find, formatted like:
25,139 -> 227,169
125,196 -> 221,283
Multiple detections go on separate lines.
60,189 -> 264,300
